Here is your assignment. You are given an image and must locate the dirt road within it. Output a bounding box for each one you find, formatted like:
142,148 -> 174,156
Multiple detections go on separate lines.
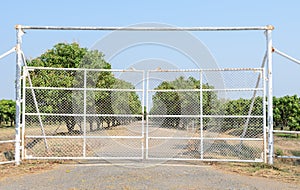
0,160 -> 298,190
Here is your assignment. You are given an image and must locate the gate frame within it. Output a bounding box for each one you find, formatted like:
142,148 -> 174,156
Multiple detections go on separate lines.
14,25 -> 275,164
22,66 -> 146,160
146,68 -> 266,162
0,47 -> 17,164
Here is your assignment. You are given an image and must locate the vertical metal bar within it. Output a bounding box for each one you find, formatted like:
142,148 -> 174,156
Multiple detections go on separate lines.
145,71 -> 150,159
200,70 -> 204,159
83,69 -> 87,157
15,26 -> 23,165
240,70 -> 263,139
142,71 -> 145,159
263,69 -> 267,163
266,26 -> 274,164
21,67 -> 26,160
260,52 -> 268,162
21,53 -> 48,151
239,53 -> 267,161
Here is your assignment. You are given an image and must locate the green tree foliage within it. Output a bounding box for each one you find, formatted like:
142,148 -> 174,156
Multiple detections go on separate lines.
82,50 -> 116,130
0,99 -> 16,127
109,79 -> 142,126
224,97 -> 263,133
224,95 -> 300,132
150,76 -> 218,129
224,97 -> 263,116
273,95 -> 300,131
151,81 -> 181,128
26,42 -> 142,132
27,43 -> 89,132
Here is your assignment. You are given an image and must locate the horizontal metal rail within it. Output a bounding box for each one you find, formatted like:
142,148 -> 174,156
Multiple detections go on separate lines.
0,140 -> 16,144
25,86 -> 143,92
273,130 -> 300,134
25,67 -> 263,72
26,135 -> 262,141
0,161 -> 16,165
276,156 -> 300,159
148,114 -> 264,118
149,68 -> 263,72
25,113 -> 143,117
25,156 -> 143,160
25,66 -> 144,73
18,25 -> 272,31
26,135 -> 143,139
148,88 -> 263,92
25,86 -> 262,92
148,137 -> 263,141
148,158 -> 263,162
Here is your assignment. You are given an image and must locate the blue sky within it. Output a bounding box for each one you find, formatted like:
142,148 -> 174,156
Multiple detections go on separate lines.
0,1 -> 300,99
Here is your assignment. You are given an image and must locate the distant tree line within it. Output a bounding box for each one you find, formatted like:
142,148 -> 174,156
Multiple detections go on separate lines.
1,42 -> 299,133
273,95 -> 300,131
150,76 -> 218,129
0,99 -> 15,127
149,75 -> 300,132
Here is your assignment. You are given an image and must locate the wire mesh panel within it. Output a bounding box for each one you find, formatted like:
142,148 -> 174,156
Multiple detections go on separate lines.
0,139 -> 16,164
0,106 -> 16,164
23,67 -> 266,162
23,67 -> 144,159
146,68 -> 266,162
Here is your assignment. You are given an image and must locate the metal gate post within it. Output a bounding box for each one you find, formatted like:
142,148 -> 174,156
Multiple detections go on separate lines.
199,70 -> 204,159
14,25 -> 24,165
266,25 -> 274,165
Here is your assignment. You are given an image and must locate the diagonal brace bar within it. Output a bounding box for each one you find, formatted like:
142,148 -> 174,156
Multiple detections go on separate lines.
0,47 -> 16,60
273,47 -> 300,65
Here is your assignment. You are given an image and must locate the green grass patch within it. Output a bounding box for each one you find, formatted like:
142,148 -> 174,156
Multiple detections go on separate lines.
275,133 -> 300,139
275,148 -> 284,156
247,163 -> 281,173
291,150 -> 300,157
0,124 -> 15,129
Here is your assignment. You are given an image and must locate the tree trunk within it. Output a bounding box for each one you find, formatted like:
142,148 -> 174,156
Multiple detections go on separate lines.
89,121 -> 93,132
66,117 -> 76,133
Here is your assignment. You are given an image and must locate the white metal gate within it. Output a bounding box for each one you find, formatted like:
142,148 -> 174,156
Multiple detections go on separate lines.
23,67 -> 145,160
23,67 -> 266,162
146,69 -> 266,162
5,24 -> 299,165
0,47 -> 18,165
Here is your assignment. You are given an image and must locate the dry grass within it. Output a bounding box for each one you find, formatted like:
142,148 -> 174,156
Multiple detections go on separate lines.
210,136 -> 300,185
0,160 -> 61,181
0,126 -> 15,140
212,160 -> 300,185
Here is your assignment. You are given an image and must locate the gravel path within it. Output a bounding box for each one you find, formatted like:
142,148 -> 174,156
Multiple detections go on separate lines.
0,160 -> 298,190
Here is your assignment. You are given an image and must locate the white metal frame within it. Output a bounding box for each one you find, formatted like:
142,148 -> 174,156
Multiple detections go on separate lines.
146,68 -> 265,162
273,130 -> 300,159
13,24 -> 277,164
23,67 -> 145,160
0,47 -> 17,164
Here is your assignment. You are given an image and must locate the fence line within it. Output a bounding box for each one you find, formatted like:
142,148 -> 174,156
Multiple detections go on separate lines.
273,130 -> 300,160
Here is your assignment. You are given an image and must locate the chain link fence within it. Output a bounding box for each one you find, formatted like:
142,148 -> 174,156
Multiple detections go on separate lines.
23,67 -> 145,159
146,68 -> 266,162
0,139 -> 16,164
23,67 -> 266,162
